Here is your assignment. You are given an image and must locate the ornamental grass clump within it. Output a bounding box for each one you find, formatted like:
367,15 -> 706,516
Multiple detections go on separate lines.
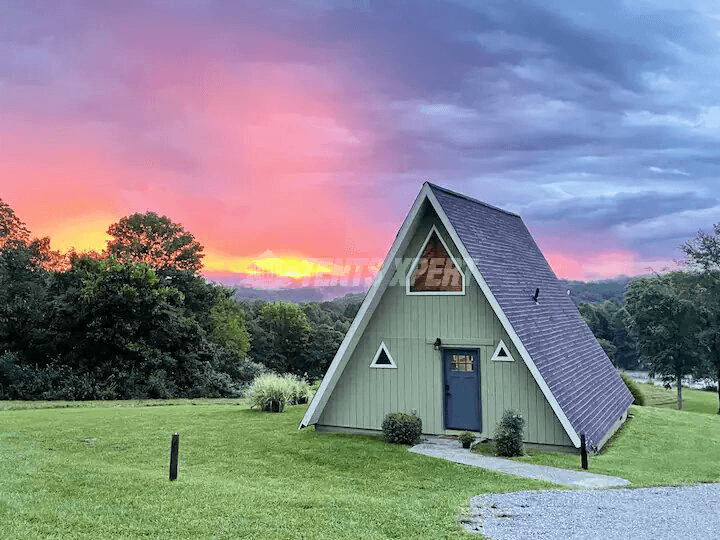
286,375 -> 313,405
247,373 -> 315,412
495,409 -> 525,457
381,412 -> 422,445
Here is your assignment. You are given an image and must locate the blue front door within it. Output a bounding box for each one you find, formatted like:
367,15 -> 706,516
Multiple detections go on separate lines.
443,349 -> 481,431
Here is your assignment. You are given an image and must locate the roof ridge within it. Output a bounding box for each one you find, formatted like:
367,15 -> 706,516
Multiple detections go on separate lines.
426,182 -> 521,218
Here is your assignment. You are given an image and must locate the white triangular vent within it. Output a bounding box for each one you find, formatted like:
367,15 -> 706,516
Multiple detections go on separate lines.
491,340 -> 514,362
370,342 -> 397,368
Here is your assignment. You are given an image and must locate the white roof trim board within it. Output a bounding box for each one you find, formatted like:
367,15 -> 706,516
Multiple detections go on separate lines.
405,224 -> 465,295
370,342 -> 397,368
491,340 -> 514,362
300,183 -> 632,448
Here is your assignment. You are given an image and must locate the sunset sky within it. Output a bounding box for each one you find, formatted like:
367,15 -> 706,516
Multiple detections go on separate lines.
2,1 -> 719,286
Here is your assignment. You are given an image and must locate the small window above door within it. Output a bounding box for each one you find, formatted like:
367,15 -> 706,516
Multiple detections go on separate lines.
406,225 -> 465,295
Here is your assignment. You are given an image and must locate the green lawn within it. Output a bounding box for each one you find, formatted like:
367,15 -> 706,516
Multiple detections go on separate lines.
480,405 -> 720,486
0,402 -> 552,540
0,398 -> 244,412
636,382 -> 719,415
4,398 -> 719,538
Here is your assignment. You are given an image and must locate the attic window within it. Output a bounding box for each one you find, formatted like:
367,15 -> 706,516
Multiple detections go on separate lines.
406,225 -> 465,295
370,342 -> 397,369
491,340 -> 514,362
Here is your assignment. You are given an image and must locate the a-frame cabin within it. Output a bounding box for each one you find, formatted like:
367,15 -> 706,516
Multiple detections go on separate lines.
300,183 -> 632,451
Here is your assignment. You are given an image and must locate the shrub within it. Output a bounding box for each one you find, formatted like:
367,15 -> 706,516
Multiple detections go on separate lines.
619,372 -> 645,406
0,351 -> 21,397
381,412 -> 422,445
495,409 -> 525,457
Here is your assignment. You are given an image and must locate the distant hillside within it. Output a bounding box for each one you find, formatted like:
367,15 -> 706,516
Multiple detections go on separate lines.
231,277 -> 639,307
232,284 -> 367,304
560,276 -> 639,305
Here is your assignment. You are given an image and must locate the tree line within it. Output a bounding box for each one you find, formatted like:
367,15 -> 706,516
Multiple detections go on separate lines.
4,196 -> 720,413
0,199 -> 360,400
578,226 -> 720,413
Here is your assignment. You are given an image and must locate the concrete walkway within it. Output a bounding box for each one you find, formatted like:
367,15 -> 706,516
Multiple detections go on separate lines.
409,437 -> 629,489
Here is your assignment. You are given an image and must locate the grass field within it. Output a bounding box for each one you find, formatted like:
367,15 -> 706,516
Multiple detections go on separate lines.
0,398 -> 243,412
472,390 -> 720,487
635,382 -> 719,414
510,405 -> 720,485
0,402 -> 552,539
3,394 -> 719,539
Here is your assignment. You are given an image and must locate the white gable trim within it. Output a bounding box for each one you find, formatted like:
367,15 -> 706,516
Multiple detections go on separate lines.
370,342 -> 397,368
405,224 -> 465,295
299,185 -> 432,428
424,188 -> 581,448
491,340 -> 514,362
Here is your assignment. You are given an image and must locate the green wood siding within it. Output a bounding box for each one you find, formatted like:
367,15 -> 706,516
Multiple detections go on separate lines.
318,207 -> 573,447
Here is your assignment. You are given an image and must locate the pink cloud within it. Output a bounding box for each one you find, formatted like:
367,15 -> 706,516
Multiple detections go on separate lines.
546,249 -> 680,281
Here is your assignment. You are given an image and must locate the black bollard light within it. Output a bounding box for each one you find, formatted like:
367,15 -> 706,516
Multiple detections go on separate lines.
580,433 -> 588,470
169,433 -> 180,481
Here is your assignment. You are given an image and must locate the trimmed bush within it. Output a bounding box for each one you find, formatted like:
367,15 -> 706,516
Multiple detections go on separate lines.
619,372 -> 645,406
495,409 -> 525,457
381,412 -> 422,445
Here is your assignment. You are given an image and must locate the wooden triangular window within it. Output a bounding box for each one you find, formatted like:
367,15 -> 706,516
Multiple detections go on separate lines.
491,340 -> 514,362
407,225 -> 464,294
370,342 -> 397,369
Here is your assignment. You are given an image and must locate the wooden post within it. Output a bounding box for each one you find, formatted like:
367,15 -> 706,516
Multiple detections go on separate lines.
580,433 -> 588,470
169,433 -> 179,481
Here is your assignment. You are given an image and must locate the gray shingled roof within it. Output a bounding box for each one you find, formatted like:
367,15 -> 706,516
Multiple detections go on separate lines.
429,183 -> 633,447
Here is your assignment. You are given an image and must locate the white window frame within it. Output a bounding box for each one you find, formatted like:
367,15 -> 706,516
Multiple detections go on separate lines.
406,225 -> 465,295
491,340 -> 514,362
370,342 -> 397,369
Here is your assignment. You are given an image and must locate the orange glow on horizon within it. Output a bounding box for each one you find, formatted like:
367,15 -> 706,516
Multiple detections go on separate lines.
34,214 -> 115,254
203,249 -> 337,279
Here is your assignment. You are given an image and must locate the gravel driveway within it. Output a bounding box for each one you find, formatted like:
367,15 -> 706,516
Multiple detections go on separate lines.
464,484 -> 720,539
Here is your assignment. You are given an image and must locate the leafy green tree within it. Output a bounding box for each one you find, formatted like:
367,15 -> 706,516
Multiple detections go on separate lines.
257,301 -> 312,374
0,244 -> 50,362
681,223 -> 720,271
211,288 -> 250,357
0,198 -> 66,271
610,306 -> 640,370
0,198 -> 30,251
43,258 -> 215,397
596,338 -> 617,361
106,212 -> 204,272
625,272 -> 705,409
680,226 -> 720,412
579,301 -> 613,341
690,271 -> 720,413
302,323 -> 346,378
579,299 -> 639,369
